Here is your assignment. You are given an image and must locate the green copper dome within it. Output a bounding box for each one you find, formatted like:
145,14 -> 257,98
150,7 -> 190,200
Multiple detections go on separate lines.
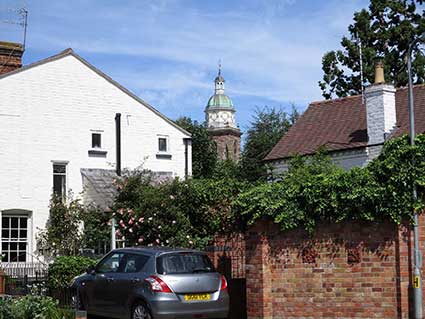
207,94 -> 234,108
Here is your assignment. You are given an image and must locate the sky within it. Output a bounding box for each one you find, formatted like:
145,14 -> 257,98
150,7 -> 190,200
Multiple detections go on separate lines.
0,0 -> 369,133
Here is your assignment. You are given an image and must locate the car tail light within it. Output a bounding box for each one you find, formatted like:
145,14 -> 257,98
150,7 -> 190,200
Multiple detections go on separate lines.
145,276 -> 172,293
220,275 -> 228,290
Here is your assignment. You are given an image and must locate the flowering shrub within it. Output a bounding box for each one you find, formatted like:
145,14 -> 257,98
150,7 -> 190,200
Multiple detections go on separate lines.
113,171 -> 248,249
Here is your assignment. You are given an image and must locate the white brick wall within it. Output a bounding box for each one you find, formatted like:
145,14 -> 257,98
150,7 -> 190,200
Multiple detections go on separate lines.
270,148 -> 370,174
365,84 -> 396,145
0,54 -> 191,260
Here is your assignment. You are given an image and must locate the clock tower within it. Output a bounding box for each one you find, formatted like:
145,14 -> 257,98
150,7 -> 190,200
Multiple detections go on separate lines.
205,66 -> 241,161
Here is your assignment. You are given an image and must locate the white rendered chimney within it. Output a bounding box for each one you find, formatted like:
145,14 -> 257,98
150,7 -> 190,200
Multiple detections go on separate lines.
364,61 -> 396,145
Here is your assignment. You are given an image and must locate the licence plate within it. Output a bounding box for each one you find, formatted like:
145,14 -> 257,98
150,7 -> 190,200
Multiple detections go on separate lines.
184,293 -> 211,301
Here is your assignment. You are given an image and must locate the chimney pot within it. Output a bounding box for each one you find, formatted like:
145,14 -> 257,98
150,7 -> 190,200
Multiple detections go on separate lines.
374,61 -> 385,84
0,41 -> 24,76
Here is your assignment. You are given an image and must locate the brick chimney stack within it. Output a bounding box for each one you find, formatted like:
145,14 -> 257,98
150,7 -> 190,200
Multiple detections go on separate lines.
0,41 -> 24,76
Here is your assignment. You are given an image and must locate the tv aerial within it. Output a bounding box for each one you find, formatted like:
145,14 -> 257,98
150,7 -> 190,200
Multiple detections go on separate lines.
0,7 -> 28,49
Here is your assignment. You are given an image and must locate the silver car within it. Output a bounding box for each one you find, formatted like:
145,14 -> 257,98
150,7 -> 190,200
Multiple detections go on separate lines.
71,247 -> 229,319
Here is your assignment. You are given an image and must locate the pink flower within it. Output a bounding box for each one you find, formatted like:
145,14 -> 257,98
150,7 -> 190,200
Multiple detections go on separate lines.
138,237 -> 144,243
129,228 -> 133,233
138,217 -> 144,223
156,239 -> 160,244
129,217 -> 135,225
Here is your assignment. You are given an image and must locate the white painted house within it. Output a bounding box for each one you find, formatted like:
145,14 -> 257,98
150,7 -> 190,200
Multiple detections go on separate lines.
266,62 -> 425,173
0,42 -> 192,264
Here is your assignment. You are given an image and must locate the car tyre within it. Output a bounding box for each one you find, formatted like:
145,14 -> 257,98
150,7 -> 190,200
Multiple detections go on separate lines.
132,302 -> 152,319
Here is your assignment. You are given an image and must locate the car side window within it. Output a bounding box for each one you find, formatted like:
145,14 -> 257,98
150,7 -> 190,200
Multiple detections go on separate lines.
96,252 -> 124,274
120,253 -> 150,273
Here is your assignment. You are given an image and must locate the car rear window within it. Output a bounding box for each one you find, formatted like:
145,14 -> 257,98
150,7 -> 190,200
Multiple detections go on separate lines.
156,252 -> 215,274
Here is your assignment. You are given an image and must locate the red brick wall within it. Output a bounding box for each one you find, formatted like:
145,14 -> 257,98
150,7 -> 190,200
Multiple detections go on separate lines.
207,233 -> 245,279
210,216 -> 425,319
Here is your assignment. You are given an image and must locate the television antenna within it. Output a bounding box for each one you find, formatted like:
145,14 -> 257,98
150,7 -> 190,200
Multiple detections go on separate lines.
0,7 -> 28,49
355,32 -> 365,103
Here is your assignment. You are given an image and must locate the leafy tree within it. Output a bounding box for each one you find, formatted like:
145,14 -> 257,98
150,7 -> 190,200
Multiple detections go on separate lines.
319,0 -> 425,99
175,117 -> 217,178
240,106 -> 299,181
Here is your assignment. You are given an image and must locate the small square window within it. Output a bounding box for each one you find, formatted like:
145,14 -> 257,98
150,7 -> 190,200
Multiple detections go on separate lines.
92,133 -> 101,149
158,138 -> 168,152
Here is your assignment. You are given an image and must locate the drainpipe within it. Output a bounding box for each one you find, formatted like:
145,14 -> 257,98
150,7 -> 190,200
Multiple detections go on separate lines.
112,113 -> 121,251
183,138 -> 191,179
115,113 -> 121,176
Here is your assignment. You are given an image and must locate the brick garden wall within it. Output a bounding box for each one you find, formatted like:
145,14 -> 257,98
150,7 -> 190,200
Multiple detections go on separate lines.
211,215 -> 425,319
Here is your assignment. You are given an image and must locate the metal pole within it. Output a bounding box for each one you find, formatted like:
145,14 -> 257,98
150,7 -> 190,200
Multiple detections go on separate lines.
407,38 -> 423,319
111,218 -> 116,250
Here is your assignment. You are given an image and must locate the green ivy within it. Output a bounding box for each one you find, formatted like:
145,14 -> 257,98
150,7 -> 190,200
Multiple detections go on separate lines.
235,135 -> 425,232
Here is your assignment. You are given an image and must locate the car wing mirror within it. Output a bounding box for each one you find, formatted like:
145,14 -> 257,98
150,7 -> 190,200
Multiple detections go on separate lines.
86,265 -> 96,275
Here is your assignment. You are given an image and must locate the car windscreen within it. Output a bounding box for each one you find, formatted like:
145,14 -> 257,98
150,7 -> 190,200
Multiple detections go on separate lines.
156,252 -> 215,275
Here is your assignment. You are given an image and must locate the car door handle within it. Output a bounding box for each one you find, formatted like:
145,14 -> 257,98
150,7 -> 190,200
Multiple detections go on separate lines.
106,277 -> 114,282
132,278 -> 141,283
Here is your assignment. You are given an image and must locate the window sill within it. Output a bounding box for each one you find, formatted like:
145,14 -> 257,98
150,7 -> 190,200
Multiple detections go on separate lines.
88,149 -> 107,157
156,153 -> 172,160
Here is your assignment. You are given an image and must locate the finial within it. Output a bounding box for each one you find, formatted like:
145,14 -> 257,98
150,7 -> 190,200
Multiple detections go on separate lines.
218,59 -> 222,76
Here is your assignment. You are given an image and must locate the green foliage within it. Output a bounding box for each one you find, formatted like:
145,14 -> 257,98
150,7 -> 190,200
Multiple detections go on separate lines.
319,0 -> 425,99
113,170 -> 248,249
113,134 -> 425,242
0,298 -> 13,319
240,106 -> 299,181
235,135 -> 425,232
0,295 -> 73,319
48,256 -> 97,290
175,117 -> 218,178
80,205 -> 111,250
37,195 -> 82,256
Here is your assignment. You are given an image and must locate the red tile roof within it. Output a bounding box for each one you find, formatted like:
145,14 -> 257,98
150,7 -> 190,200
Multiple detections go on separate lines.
265,85 -> 425,161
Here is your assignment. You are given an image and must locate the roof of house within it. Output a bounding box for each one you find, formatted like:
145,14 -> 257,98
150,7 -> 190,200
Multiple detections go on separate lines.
0,48 -> 191,137
265,84 -> 425,161
81,169 -> 174,210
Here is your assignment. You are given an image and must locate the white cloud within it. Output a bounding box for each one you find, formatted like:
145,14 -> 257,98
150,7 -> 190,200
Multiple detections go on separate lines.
0,0 -> 370,123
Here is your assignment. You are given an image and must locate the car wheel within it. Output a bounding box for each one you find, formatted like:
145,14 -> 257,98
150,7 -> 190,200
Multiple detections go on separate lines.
132,302 -> 152,319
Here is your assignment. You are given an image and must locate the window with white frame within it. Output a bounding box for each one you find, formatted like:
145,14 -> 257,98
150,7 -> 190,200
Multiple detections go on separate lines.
1,215 -> 28,262
53,163 -> 67,198
158,136 -> 169,153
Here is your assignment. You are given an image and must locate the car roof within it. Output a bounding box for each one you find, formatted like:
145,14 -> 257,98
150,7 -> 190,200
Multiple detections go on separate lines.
112,246 -> 204,257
